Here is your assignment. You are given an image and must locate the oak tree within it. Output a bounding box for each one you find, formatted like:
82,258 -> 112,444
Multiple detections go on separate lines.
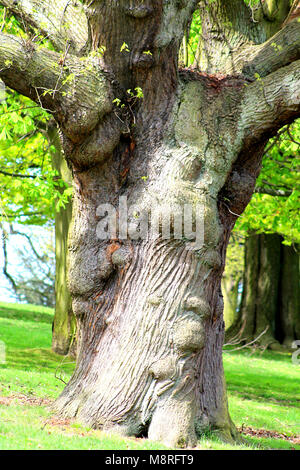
1,0 -> 300,447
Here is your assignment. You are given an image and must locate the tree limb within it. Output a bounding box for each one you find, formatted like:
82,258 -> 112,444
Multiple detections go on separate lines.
282,0 -> 300,26
0,169 -> 44,179
240,59 -> 300,145
0,0 -> 88,54
195,0 -> 292,74
254,186 -> 293,197
0,33 -> 113,141
242,20 -> 300,80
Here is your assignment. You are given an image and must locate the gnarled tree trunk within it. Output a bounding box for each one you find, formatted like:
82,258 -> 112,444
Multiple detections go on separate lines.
1,0 -> 300,448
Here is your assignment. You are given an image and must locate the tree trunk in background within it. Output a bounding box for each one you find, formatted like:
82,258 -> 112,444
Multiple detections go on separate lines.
50,128 -> 76,357
277,241 -> 300,346
221,237 -> 244,330
226,234 -> 300,349
222,276 -> 240,330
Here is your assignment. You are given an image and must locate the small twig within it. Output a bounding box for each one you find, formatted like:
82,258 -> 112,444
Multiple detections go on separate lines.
287,124 -> 300,147
223,326 -> 269,353
223,202 -> 242,218
33,86 -> 54,113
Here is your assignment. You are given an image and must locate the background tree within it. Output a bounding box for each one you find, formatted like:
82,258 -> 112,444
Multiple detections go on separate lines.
225,120 -> 300,348
0,82 -> 75,354
228,233 -> 300,349
0,12 -> 75,353
1,223 -> 55,306
49,126 -> 76,356
222,236 -> 244,329
0,0 -> 300,447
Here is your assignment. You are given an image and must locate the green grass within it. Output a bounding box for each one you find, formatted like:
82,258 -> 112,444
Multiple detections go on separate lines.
0,301 -> 299,450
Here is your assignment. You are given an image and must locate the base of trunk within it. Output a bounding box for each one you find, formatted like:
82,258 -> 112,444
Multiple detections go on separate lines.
52,398 -> 239,448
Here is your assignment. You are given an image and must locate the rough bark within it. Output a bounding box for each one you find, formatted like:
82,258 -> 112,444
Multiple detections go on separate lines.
226,234 -> 300,349
1,0 -> 300,448
195,0 -> 300,77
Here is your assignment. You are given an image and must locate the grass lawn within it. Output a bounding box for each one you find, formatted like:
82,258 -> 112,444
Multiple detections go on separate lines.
0,301 -> 299,450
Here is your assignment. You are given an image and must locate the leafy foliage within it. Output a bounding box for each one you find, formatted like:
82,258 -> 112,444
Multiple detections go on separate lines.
0,89 -> 71,226
0,6 -> 72,227
235,120 -> 300,244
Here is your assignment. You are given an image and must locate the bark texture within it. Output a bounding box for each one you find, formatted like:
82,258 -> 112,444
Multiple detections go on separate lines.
1,0 -> 300,448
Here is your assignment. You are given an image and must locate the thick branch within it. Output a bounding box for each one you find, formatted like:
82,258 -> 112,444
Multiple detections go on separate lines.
242,20 -> 300,80
0,33 -> 113,141
0,0 -> 88,54
195,0 -> 291,74
196,1 -> 298,77
240,59 -> 300,145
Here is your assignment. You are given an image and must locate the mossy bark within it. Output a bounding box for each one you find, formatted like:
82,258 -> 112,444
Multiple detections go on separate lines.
50,128 -> 76,357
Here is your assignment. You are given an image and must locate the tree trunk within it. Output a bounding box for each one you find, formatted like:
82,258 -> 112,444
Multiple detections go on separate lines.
51,2 -> 299,446
54,74 -> 250,446
1,0 -> 300,449
222,237 -> 244,330
50,128 -> 76,357
227,234 -> 299,349
277,241 -> 300,347
222,276 -> 240,330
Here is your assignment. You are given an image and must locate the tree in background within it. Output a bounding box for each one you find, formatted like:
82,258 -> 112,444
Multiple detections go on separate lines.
222,236 -> 244,330
0,0 -> 300,447
225,120 -> 300,348
48,127 -> 76,356
229,233 -> 300,349
0,32 -> 74,354
1,224 -> 55,306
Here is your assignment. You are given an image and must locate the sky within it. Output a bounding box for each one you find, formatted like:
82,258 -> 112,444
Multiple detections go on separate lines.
0,224 -> 54,303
